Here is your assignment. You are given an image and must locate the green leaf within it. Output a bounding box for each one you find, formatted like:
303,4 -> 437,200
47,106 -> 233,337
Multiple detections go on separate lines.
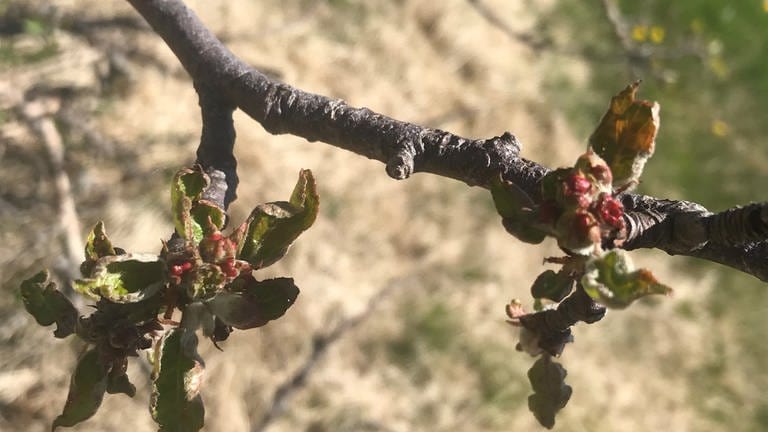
581,249 -> 672,309
490,174 -> 546,244
539,168 -> 571,204
20,270 -> 78,338
82,221 -> 118,277
190,200 -> 225,237
206,277 -> 299,329
588,81 -> 660,190
530,270 -> 574,303
490,173 -> 535,218
527,356 -> 572,429
52,348 -> 109,430
171,166 -> 209,242
237,169 -> 319,268
150,328 -> 205,432
180,302 -> 216,338
73,254 -> 166,303
84,221 -> 116,262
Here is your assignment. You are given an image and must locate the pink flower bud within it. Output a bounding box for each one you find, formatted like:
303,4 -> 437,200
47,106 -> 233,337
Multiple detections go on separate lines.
170,264 -> 184,276
566,173 -> 592,196
594,193 -> 624,229
221,258 -> 238,278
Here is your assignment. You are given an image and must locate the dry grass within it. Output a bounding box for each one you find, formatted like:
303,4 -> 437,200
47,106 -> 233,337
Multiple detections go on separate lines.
0,1 -> 742,431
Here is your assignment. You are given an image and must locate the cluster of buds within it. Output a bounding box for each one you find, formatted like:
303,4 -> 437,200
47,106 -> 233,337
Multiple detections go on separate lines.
538,151 -> 625,255
198,230 -> 251,281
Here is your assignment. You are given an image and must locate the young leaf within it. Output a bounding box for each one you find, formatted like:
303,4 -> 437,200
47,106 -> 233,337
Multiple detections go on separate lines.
190,200 -> 225,237
52,348 -> 109,430
84,221 -> 116,261
20,270 -> 78,338
530,270 -> 574,303
171,166 -> 209,242
81,221 -> 117,276
527,356 -> 572,429
588,81 -> 660,190
73,254 -> 166,303
490,174 -> 546,244
237,170 -> 319,269
581,249 -> 672,309
205,277 -> 299,329
150,328 -> 205,432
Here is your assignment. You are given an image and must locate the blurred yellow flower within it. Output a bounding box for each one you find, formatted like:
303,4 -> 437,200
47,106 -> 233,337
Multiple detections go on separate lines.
650,26 -> 665,44
632,25 -> 648,42
708,56 -> 730,78
764,0 -> 768,12
711,119 -> 730,137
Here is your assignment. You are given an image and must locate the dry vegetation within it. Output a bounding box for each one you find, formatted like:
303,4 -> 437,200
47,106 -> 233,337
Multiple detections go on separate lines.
0,1 -> 742,431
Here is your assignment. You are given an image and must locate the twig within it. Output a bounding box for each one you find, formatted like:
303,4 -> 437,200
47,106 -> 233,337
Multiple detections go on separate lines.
19,97 -> 84,304
598,0 -> 704,80
251,282 -> 403,432
465,0 -> 548,51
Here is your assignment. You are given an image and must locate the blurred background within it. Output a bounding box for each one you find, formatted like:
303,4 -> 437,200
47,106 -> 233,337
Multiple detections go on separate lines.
1,0 -> 767,431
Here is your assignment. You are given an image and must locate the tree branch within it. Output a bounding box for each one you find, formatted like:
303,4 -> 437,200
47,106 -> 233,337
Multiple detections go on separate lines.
251,281 -> 400,432
124,0 -> 768,283
19,96 -> 85,307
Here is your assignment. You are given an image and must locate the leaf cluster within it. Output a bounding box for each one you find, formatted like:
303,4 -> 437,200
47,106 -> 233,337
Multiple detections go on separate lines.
19,166 -> 319,431
492,83 -> 671,428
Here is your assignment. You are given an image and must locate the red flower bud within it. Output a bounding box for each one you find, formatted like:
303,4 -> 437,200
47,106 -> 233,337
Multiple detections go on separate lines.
594,193 -> 624,229
170,260 -> 194,277
221,258 -> 238,278
170,264 -> 184,276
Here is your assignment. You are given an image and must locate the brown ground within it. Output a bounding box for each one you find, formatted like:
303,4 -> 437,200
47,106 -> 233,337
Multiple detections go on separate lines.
0,1 -> 723,431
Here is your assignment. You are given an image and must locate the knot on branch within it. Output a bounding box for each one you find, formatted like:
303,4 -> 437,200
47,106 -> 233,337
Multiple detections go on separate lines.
707,202 -> 768,246
386,147 -> 415,180
483,132 -> 521,170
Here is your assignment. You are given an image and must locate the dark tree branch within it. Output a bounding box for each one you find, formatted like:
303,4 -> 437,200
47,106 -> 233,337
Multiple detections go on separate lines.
195,82 -> 237,209
124,0 -> 768,283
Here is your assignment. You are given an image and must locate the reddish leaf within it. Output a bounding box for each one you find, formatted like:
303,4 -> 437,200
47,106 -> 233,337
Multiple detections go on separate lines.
588,81 -> 660,189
